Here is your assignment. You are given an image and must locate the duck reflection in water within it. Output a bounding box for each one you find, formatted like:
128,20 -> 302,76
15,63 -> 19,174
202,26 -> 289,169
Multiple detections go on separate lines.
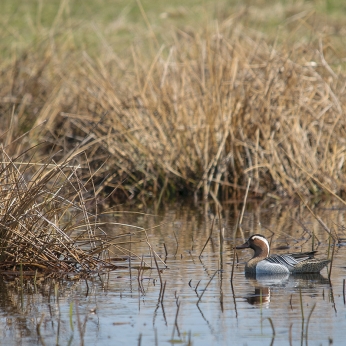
244,273 -> 289,307
246,286 -> 271,307
243,273 -> 329,307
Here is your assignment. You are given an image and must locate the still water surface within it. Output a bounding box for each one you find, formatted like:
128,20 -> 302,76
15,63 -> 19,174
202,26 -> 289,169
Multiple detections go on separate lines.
0,201 -> 345,345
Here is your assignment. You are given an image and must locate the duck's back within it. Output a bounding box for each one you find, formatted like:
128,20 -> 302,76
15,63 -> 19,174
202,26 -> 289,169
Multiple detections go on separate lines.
265,253 -> 311,268
264,251 -> 329,274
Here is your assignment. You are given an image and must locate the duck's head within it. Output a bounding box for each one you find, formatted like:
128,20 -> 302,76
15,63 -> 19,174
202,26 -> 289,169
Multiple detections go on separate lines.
236,234 -> 270,258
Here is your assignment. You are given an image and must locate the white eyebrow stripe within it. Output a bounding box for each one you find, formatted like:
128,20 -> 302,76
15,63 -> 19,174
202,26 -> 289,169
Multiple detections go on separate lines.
252,235 -> 270,255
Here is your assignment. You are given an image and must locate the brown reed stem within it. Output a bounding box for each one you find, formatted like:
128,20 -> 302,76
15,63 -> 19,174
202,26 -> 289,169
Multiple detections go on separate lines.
289,323 -> 293,346
161,281 -> 167,304
199,215 -> 215,257
163,243 -> 168,258
230,247 -> 236,284
305,303 -> 316,345
75,299 -> 84,346
328,239 -> 336,281
299,287 -> 304,322
266,317 -> 276,336
171,301 -> 181,340
36,313 -> 46,346
173,230 -> 179,257
239,177 -> 251,225
152,249 -> 164,302
196,270 -> 219,305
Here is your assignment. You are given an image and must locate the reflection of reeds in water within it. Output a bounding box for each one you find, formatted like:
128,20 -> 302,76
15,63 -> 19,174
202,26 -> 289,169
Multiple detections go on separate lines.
107,198 -> 343,342
246,287 -> 271,306
104,194 -> 346,281
298,286 -> 318,346
1,196 -> 343,345
266,317 -> 276,346
0,276 -> 89,345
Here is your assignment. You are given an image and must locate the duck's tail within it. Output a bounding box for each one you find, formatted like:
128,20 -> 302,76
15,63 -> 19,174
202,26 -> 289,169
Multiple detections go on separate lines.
293,259 -> 330,273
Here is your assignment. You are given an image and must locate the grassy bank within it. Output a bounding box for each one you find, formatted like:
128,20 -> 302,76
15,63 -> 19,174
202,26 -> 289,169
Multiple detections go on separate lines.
1,0 -> 346,202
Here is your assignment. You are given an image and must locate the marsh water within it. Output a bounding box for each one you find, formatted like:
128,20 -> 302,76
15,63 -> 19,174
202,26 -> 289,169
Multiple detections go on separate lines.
1,200 -> 346,345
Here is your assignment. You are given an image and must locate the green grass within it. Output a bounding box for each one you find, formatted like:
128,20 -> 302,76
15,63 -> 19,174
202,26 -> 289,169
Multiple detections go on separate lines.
1,0 -> 345,58
0,0 -> 215,56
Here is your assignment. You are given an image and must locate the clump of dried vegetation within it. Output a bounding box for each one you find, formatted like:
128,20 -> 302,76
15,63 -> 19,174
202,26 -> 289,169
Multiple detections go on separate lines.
1,10 -> 346,204
0,140 -> 120,275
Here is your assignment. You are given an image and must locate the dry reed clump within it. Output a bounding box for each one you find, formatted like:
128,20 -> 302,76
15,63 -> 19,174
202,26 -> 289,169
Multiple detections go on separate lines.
3,20 -> 346,201
0,143 -> 114,275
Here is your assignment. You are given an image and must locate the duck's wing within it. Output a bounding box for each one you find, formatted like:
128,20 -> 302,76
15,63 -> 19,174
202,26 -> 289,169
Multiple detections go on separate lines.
265,254 -> 310,268
289,251 -> 317,259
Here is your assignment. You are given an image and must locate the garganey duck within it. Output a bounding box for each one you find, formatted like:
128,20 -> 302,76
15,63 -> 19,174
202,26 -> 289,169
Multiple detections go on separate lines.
236,234 -> 330,275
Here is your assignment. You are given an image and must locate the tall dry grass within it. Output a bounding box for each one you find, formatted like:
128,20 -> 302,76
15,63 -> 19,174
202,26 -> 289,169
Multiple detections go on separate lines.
2,17 -> 346,202
0,139 -> 123,274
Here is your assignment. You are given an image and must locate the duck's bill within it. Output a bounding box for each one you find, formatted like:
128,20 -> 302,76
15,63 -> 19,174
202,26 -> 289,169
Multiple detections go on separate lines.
236,241 -> 250,249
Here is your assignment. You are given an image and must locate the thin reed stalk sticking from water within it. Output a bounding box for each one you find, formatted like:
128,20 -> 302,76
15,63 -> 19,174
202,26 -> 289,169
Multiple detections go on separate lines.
196,270 -> 219,305
163,243 -> 168,258
69,302 -> 74,331
220,227 -> 224,246
230,247 -> 236,284
218,207 -> 224,257
152,249 -> 164,302
129,234 -> 132,283
36,313 -> 46,346
161,281 -> 166,304
265,317 -> 275,346
327,234 -> 332,259
230,244 -> 238,318
138,255 -> 145,295
305,303 -> 316,345
239,177 -> 251,225
173,230 -> 179,257
144,230 -> 167,267
199,215 -> 215,257
194,280 -> 201,296
187,330 -> 192,346
328,239 -> 336,281
171,301 -> 181,340
75,299 -> 84,346
299,288 -> 304,321
299,287 -> 305,344
289,323 -> 293,346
